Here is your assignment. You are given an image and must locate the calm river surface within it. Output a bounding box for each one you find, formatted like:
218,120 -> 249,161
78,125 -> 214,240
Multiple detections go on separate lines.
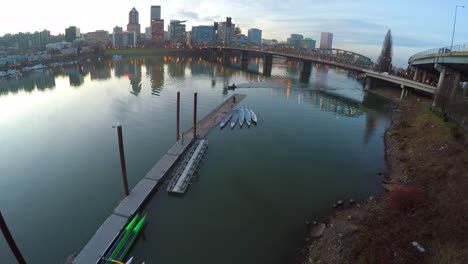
0,56 -> 390,263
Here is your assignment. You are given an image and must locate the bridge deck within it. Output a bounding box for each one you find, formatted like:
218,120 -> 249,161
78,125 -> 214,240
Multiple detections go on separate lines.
73,93 -> 245,264
364,70 -> 436,94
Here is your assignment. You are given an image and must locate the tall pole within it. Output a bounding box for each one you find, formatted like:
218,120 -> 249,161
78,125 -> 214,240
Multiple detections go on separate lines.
176,91 -> 180,141
193,92 -> 197,138
116,125 -> 129,196
451,5 -> 465,50
0,212 -> 26,264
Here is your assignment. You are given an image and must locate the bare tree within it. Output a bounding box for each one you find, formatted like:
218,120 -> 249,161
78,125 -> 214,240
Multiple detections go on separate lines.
376,30 -> 393,72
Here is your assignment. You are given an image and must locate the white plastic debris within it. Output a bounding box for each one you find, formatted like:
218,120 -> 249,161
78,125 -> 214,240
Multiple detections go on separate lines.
410,241 -> 426,253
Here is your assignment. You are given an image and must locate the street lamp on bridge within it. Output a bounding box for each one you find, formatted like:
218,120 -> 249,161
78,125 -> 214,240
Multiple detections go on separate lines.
450,5 -> 465,50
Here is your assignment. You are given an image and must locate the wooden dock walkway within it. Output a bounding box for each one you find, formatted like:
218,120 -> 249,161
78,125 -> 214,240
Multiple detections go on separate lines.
73,93 -> 245,264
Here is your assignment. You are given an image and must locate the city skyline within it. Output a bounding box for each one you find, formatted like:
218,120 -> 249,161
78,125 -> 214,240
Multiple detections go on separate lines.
1,0 -> 468,66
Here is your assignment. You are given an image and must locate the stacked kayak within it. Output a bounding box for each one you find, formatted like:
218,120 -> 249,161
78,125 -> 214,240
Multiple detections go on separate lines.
220,107 -> 258,129
101,213 -> 147,264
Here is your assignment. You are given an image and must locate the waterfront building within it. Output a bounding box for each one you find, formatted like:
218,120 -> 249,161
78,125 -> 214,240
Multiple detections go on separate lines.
127,7 -> 141,37
217,21 -> 235,43
287,34 -> 303,48
303,38 -> 316,49
262,39 -> 278,45
151,6 -> 164,45
320,32 -> 333,49
113,31 -> 136,47
65,26 -> 81,42
247,28 -> 262,44
151,5 -> 161,20
85,30 -> 109,47
168,20 -> 186,43
191,25 -> 214,45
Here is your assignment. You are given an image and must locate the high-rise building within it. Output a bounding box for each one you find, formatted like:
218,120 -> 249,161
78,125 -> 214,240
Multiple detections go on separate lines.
150,6 -> 164,45
151,6 -> 161,20
217,21 -> 235,43
127,7 -> 141,37
169,20 -> 186,43
191,25 -> 214,45
151,19 -> 164,44
247,28 -> 262,44
31,30 -> 51,49
113,26 -> 123,34
320,32 -> 333,49
287,34 -> 303,47
303,38 -> 316,49
65,26 -> 81,42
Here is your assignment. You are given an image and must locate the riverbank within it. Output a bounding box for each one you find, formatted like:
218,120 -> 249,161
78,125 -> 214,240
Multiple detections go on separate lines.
299,93 -> 468,263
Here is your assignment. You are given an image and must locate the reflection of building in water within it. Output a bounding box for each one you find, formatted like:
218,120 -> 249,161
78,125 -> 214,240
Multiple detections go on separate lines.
113,61 -> 125,78
0,70 -> 56,94
129,61 -> 142,95
145,58 -> 165,96
167,57 -> 186,77
190,58 -> 212,76
363,114 -> 378,144
90,63 -> 111,80
66,68 -> 85,87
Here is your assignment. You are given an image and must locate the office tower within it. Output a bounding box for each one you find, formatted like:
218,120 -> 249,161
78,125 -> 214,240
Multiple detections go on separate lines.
320,32 -> 333,49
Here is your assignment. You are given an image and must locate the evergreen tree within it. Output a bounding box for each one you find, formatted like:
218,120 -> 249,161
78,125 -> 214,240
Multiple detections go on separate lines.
376,30 -> 393,72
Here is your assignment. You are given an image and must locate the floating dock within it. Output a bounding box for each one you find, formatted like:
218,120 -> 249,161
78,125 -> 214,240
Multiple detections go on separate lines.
167,139 -> 208,193
73,93 -> 245,264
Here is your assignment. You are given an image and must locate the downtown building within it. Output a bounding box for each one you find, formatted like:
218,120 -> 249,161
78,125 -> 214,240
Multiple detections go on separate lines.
216,19 -> 235,43
320,32 -> 333,49
112,26 -> 136,47
127,7 -> 141,38
85,30 -> 109,47
247,28 -> 262,44
151,6 -> 164,45
65,26 -> 81,42
303,38 -> 316,49
191,26 -> 215,44
168,20 -> 186,43
287,34 -> 304,47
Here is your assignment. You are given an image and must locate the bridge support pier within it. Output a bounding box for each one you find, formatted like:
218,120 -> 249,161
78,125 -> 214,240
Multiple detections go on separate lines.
263,54 -> 273,76
223,50 -> 231,65
450,71 -> 462,100
364,77 -> 373,91
413,68 -> 419,81
400,85 -> 406,99
433,64 -> 447,107
421,71 -> 427,84
300,60 -> 312,83
241,51 -> 249,70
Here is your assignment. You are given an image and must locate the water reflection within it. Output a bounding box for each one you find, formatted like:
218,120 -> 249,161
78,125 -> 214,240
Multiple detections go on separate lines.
129,62 -> 142,96
90,63 -> 111,80
0,70 -> 56,94
146,58 -> 164,96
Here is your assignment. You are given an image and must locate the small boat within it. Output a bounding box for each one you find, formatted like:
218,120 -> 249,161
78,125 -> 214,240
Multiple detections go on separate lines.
104,213 -> 140,263
226,83 -> 237,90
230,109 -> 239,129
113,214 -> 147,262
220,108 -> 235,129
239,108 -> 245,127
244,108 -> 251,127
250,109 -> 258,124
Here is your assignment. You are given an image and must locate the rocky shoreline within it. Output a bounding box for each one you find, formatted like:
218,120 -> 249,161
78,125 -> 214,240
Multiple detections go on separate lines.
298,92 -> 468,263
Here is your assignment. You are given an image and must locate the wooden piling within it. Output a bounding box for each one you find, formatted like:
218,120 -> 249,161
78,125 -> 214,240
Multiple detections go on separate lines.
176,91 -> 180,141
116,125 -> 129,196
0,212 -> 26,264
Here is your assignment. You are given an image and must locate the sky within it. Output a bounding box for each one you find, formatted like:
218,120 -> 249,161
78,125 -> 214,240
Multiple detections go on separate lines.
1,0 -> 468,67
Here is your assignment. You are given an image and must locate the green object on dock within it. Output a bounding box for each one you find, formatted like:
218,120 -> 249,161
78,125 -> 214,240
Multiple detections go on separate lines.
114,214 -> 147,262
105,213 -> 140,264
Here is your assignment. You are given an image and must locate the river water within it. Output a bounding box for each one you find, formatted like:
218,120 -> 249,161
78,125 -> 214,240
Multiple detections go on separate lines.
0,56 -> 390,263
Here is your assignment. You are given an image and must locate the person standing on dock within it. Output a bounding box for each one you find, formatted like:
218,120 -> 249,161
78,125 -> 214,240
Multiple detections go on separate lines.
180,132 -> 184,145
233,95 -> 236,104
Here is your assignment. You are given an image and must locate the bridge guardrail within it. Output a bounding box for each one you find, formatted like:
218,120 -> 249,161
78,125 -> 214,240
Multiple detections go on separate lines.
408,44 -> 468,62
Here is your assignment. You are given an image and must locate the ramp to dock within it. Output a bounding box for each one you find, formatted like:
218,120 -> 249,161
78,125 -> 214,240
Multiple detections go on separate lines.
167,139 -> 208,193
73,94 -> 245,264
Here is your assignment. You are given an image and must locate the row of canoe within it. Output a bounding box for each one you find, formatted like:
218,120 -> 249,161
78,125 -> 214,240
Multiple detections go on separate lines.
100,213 -> 146,264
220,107 -> 258,129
